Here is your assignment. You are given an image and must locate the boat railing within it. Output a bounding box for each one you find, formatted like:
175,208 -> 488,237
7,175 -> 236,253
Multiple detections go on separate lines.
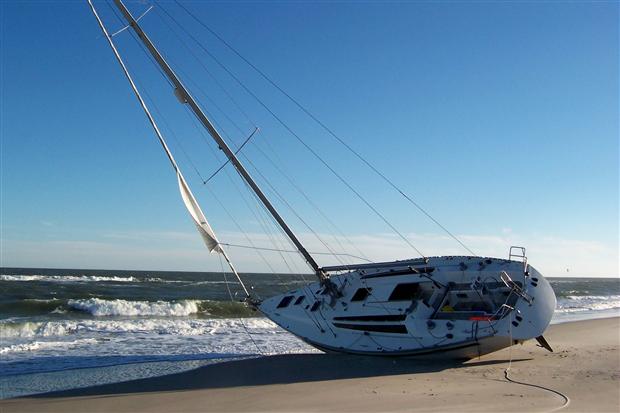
500,271 -> 533,305
509,246 -> 528,275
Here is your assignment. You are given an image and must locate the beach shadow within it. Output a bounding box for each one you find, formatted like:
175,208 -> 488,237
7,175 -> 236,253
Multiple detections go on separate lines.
33,353 -> 530,398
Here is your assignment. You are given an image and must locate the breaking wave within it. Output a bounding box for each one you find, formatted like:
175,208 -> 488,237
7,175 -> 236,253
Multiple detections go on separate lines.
0,317 -> 277,340
0,298 -> 256,319
67,298 -> 200,317
1,274 -> 143,283
556,295 -> 620,313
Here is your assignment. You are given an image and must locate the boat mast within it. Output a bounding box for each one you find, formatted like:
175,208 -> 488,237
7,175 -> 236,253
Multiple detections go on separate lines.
87,0 -> 250,297
110,0 -> 326,281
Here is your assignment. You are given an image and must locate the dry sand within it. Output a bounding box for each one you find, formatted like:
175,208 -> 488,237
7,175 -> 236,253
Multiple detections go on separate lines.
2,317 -> 619,413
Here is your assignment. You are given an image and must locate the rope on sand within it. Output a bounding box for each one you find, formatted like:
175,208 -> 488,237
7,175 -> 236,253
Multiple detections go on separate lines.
504,321 -> 571,412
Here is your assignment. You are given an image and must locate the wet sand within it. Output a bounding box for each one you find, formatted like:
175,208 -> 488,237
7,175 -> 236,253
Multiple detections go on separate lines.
2,317 -> 619,412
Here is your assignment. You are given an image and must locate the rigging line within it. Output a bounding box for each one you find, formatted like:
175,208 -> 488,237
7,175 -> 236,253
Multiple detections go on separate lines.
204,185 -> 278,275
180,93 -> 312,278
96,0 -> 174,173
157,22 -> 360,267
219,243 -> 372,263
153,3 -> 256,129
239,151 -> 352,271
172,0 -> 475,256
162,48 -> 261,162
182,106 -> 300,276
239,175 -> 310,277
105,2 -> 218,213
132,66 -> 207,183
107,1 -> 304,286
184,53 -> 368,264
239,169 -> 348,291
118,29 -> 271,283
179,63 -> 349,264
171,57 -> 253,145
110,0 -> 253,229
172,65 -> 308,282
117,0 -> 326,278
204,126 -> 259,184
155,101 -> 276,275
105,0 -> 174,89
91,0 -> 252,297
110,4 -> 153,37
254,129 -> 370,262
238,180 -> 310,287
157,1 -> 425,259
300,292 -> 327,334
182,105 -> 304,279
217,254 -> 263,356
251,138 -> 370,263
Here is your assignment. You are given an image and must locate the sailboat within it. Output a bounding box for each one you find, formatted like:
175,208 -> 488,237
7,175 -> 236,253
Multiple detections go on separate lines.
88,0 -> 556,358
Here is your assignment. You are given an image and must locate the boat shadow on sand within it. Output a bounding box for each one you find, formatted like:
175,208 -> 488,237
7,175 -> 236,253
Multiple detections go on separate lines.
33,353 -> 530,398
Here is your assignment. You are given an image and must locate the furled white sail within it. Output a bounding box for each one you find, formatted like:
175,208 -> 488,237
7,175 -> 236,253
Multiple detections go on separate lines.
177,172 -> 222,253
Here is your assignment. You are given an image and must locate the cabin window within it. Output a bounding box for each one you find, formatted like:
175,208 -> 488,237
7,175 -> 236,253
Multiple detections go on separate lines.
333,314 -> 406,322
310,301 -> 321,312
294,296 -> 305,305
388,283 -> 422,301
277,296 -> 295,308
333,323 -> 408,334
351,287 -> 371,302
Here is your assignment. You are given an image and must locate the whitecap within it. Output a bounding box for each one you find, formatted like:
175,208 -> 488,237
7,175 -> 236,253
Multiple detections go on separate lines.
67,298 -> 200,317
0,274 -> 139,283
556,295 -> 620,313
0,338 -> 98,355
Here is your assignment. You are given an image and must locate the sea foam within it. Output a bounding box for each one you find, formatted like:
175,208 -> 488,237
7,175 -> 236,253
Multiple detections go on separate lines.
0,274 -> 140,283
556,295 -> 620,313
67,298 -> 200,317
0,338 -> 98,355
0,317 -> 277,339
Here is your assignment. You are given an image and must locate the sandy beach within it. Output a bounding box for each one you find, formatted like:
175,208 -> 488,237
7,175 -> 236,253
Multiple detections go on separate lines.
2,317 -> 618,413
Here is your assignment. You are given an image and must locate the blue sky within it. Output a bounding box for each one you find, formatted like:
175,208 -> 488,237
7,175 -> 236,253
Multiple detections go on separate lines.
1,1 -> 618,277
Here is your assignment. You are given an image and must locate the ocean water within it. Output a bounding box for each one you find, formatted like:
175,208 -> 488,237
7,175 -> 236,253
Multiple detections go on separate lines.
1,268 -> 618,398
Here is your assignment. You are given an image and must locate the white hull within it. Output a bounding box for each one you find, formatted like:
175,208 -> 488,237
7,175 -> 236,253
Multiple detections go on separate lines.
259,256 -> 556,358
